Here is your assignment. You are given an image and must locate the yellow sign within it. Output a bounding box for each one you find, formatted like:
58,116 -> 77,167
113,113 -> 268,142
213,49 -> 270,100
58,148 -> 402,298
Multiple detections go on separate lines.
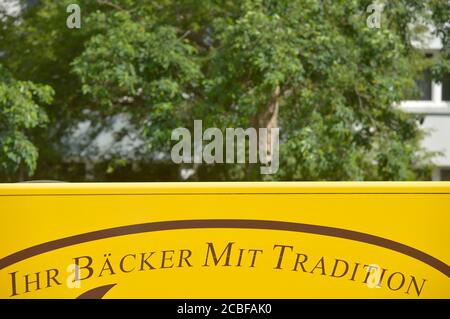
0,182 -> 449,299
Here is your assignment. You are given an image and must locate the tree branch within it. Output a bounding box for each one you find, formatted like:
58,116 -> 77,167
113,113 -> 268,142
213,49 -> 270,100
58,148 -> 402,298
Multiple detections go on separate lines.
179,30 -> 192,40
97,0 -> 125,11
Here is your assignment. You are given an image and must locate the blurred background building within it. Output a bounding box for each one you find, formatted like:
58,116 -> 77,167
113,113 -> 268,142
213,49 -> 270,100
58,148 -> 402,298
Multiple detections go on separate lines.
402,34 -> 450,181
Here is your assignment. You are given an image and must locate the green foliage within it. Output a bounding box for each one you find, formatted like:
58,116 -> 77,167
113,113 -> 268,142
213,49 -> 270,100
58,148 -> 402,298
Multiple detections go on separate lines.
0,0 -> 447,181
0,65 -> 53,177
71,10 -> 201,150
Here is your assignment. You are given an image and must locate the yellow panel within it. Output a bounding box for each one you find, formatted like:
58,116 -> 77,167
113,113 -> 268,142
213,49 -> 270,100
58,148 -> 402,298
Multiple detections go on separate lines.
0,182 -> 449,299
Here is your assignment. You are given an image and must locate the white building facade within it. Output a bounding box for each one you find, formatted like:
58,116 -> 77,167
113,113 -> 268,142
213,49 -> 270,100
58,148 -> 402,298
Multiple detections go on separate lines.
401,36 -> 450,181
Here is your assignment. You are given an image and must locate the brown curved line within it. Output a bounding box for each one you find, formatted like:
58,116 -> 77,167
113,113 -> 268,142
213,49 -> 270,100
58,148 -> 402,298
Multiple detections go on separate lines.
76,284 -> 116,299
0,220 -> 448,277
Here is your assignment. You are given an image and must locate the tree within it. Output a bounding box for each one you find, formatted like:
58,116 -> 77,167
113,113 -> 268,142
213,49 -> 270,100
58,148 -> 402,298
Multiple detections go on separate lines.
0,0 -> 448,181
0,65 -> 53,180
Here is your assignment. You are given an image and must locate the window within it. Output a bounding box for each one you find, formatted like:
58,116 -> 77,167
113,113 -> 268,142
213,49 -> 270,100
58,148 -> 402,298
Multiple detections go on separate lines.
412,69 -> 433,101
442,72 -> 450,102
440,169 -> 450,181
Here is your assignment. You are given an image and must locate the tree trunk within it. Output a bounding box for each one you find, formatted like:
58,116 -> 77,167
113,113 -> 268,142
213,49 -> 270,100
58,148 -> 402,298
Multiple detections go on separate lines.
255,86 -> 280,163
